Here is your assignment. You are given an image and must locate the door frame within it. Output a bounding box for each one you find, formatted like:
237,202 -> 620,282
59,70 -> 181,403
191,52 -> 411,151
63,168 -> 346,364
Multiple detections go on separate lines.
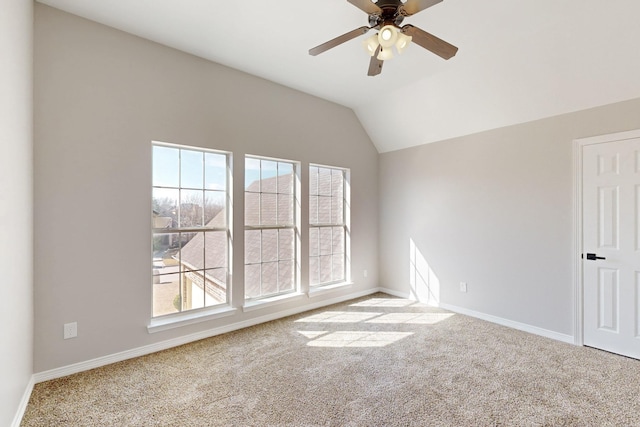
573,128 -> 640,347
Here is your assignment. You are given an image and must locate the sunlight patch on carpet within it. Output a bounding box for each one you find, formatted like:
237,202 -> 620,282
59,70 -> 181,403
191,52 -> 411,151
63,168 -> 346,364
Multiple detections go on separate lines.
297,330 -> 329,339
366,312 -> 455,324
350,298 -> 415,308
294,311 -> 382,323
303,331 -> 414,348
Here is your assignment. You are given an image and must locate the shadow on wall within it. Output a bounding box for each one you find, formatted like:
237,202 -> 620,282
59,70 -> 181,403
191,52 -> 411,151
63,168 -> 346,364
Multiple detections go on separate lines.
409,238 -> 440,306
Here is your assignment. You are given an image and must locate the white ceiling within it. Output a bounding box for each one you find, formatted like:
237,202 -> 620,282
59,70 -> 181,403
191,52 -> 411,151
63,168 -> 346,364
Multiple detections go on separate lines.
37,0 -> 640,153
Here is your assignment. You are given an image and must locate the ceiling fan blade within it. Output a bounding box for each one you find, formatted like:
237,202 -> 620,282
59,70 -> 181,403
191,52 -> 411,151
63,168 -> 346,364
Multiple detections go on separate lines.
368,45 -> 383,76
402,24 -> 458,59
309,26 -> 371,56
347,0 -> 382,15
402,0 -> 443,16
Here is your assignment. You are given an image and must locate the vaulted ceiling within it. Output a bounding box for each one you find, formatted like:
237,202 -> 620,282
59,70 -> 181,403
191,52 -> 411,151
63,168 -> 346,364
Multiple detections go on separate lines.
37,0 -> 640,152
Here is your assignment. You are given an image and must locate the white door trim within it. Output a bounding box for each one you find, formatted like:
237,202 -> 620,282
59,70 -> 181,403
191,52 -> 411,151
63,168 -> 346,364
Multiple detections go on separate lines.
573,128 -> 640,347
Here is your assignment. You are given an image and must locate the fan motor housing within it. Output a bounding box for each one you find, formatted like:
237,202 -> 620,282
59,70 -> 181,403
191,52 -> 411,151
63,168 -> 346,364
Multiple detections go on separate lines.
370,0 -> 405,27
375,0 -> 402,8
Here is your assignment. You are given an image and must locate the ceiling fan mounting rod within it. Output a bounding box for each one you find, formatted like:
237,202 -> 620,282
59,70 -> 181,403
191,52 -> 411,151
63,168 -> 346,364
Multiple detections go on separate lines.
375,0 -> 404,10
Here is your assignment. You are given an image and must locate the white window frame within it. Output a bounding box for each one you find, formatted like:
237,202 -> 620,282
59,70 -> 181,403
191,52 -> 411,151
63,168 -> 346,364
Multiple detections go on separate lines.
309,164 -> 350,287
151,141 -> 232,320
244,155 -> 300,301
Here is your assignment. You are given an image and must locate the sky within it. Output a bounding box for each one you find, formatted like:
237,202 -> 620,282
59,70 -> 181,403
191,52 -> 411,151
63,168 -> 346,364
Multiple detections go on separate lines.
153,144 -> 293,203
153,144 -> 226,191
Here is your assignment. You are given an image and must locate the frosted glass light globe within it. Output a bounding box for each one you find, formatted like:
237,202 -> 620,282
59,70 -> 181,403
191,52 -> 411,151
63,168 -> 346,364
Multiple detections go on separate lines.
378,25 -> 398,48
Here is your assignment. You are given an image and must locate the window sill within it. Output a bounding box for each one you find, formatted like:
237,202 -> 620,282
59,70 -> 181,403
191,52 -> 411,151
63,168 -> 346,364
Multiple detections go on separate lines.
308,281 -> 353,297
148,305 -> 237,334
243,291 -> 306,313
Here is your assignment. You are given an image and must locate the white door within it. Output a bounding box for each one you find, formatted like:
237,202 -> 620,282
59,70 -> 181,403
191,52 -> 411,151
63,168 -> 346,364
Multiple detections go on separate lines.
582,134 -> 640,359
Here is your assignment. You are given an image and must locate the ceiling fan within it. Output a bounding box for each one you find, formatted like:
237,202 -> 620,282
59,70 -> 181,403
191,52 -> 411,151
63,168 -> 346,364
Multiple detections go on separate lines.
309,0 -> 458,76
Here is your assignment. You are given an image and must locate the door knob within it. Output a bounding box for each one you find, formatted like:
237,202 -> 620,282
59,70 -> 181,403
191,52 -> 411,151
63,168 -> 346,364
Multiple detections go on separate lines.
585,253 -> 606,261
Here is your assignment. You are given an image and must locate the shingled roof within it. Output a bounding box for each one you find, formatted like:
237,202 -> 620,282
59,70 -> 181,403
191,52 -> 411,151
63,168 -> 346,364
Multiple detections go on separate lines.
179,173 -> 295,303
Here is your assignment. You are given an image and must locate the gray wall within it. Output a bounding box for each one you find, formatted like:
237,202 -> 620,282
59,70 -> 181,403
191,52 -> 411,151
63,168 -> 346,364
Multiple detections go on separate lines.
34,4 -> 379,373
31,0 -> 640,381
379,97 -> 640,336
1,0 -> 33,425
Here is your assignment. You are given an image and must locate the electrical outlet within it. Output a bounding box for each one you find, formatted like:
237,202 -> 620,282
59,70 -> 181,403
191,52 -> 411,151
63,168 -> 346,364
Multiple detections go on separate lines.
64,322 -> 77,339
363,270 -> 368,278
459,282 -> 468,293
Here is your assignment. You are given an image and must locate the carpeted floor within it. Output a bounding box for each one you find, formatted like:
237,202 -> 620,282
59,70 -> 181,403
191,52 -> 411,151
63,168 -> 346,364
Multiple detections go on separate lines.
22,293 -> 640,426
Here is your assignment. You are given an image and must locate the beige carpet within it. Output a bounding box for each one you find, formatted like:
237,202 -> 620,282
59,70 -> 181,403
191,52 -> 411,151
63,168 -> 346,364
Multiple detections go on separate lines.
22,293 -> 640,426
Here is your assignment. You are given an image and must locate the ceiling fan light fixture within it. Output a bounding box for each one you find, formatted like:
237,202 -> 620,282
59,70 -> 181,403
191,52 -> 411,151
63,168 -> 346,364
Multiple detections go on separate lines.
377,46 -> 394,61
395,32 -> 412,54
377,25 -> 398,48
309,0 -> 459,76
362,34 -> 380,56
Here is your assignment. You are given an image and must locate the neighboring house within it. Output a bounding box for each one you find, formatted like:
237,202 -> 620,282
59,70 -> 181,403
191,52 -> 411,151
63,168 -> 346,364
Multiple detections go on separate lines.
178,228 -> 228,309
244,173 -> 295,299
177,173 -> 294,310
152,210 -> 172,229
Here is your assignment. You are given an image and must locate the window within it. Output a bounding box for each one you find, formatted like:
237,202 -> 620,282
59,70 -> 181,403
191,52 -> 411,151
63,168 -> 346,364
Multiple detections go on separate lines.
244,157 -> 298,300
152,142 -> 230,317
309,165 -> 349,286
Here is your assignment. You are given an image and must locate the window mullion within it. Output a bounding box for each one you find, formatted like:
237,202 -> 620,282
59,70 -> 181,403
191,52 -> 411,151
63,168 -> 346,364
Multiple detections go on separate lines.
178,149 -> 182,228
259,230 -> 263,297
201,152 -> 205,228
276,229 -> 280,293
202,230 -> 206,304
275,162 -> 279,225
178,231 -> 184,311
246,225 -> 294,231
153,226 -> 227,234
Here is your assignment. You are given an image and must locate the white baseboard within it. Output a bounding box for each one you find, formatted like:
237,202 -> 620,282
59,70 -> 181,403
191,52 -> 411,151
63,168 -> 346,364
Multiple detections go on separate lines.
375,288 -> 574,344
376,287 -> 411,299
34,287 -> 379,384
439,302 -> 575,344
33,288 -> 574,385
11,375 -> 34,427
